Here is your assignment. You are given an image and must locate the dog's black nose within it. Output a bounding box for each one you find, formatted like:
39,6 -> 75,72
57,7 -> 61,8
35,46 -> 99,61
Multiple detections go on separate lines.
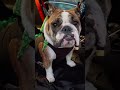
61,26 -> 72,34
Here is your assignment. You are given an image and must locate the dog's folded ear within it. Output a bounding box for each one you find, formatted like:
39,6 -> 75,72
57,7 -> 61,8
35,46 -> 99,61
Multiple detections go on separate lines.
75,2 -> 81,17
75,7 -> 80,17
71,1 -> 82,18
45,3 -> 58,16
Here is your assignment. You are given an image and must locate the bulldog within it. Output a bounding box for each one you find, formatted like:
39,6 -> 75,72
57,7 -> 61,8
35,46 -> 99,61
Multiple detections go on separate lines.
37,4 -> 81,82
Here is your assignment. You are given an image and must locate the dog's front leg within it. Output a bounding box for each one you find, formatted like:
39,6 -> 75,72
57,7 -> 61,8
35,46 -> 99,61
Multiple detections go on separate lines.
66,50 -> 76,67
45,46 -> 56,82
38,43 -> 55,82
46,61 -> 55,82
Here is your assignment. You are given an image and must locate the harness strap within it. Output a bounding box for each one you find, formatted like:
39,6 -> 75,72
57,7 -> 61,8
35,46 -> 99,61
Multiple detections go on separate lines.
47,43 -> 73,60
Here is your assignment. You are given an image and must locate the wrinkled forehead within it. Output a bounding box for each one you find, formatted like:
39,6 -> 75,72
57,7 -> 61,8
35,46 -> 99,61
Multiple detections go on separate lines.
61,11 -> 72,23
48,10 -> 80,23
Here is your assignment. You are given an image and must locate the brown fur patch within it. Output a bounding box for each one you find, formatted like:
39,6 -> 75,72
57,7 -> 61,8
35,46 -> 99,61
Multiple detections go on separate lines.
38,42 -> 51,69
67,9 -> 81,23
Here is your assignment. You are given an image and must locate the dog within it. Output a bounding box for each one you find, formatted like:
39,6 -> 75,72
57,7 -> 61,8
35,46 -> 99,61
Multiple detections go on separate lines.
36,3 -> 81,82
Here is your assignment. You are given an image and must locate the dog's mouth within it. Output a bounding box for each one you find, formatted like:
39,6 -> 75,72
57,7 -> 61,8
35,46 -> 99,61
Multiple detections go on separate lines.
54,34 -> 75,48
63,34 -> 74,41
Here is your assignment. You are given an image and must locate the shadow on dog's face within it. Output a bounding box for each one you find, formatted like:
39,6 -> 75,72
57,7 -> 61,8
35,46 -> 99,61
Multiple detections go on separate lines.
44,4 -> 81,48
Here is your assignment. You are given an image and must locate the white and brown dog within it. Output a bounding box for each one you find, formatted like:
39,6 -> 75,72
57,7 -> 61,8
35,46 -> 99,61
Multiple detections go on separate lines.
37,4 -> 81,82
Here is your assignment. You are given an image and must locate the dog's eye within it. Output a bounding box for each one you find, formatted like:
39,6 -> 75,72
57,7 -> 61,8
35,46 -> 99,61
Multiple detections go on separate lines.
73,21 -> 78,26
52,23 -> 57,27
52,18 -> 62,28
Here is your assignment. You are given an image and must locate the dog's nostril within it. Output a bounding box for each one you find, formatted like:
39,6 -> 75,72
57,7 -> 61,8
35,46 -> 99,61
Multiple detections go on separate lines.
65,29 -> 67,31
62,26 -> 72,33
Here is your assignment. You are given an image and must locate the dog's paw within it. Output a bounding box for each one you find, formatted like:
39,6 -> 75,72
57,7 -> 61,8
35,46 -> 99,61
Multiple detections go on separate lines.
67,60 -> 76,67
46,74 -> 55,82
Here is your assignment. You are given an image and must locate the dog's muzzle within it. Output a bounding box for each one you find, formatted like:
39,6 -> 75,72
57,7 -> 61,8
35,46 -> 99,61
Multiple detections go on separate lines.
54,25 -> 80,48
61,26 -> 73,34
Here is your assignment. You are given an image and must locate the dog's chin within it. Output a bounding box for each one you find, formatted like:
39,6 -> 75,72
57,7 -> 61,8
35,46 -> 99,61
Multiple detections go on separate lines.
61,39 -> 75,48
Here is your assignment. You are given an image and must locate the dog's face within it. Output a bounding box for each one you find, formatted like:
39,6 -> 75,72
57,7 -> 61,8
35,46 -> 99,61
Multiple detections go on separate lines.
44,4 -> 81,48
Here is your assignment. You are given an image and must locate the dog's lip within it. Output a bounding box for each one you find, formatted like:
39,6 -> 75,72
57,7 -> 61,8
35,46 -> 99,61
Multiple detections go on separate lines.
63,35 -> 74,41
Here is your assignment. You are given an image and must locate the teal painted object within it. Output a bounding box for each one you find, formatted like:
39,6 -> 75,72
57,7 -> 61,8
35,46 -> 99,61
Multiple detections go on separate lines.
48,0 -> 85,14
49,0 -> 78,10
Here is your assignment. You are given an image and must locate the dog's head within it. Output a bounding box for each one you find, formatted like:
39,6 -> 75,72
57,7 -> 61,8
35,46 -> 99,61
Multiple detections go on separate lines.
44,4 -> 81,48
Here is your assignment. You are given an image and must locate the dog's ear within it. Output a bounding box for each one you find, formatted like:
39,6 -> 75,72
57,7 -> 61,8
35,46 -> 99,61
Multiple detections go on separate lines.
71,1 -> 83,18
47,3 -> 58,16
74,2 -> 81,17
75,7 -> 80,17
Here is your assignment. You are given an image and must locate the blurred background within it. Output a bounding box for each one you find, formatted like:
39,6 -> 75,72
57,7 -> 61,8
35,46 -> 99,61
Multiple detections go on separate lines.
0,0 -> 120,90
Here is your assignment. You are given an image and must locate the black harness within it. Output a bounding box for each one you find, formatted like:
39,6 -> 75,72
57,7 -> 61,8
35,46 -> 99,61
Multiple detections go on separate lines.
48,43 -> 73,60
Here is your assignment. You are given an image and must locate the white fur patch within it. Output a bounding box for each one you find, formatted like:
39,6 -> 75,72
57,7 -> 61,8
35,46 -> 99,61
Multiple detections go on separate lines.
61,11 -> 70,24
67,60 -> 76,67
45,46 -> 56,82
66,50 -> 76,67
46,65 -> 55,82
56,33 -> 65,42
46,46 -> 56,60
